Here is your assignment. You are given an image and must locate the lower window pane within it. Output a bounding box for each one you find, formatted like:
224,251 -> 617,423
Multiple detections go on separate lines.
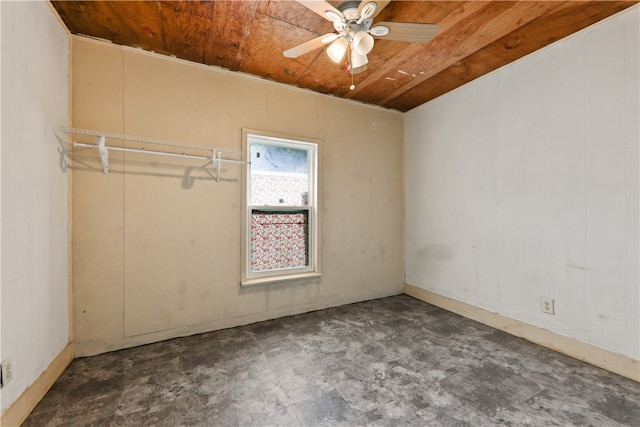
251,209 -> 309,272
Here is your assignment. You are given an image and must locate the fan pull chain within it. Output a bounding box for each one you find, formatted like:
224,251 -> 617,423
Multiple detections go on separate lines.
349,47 -> 356,90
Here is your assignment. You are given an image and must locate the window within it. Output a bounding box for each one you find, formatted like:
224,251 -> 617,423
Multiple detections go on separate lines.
241,130 -> 320,285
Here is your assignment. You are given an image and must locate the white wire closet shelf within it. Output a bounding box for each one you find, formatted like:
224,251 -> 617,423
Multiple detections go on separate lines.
63,127 -> 245,181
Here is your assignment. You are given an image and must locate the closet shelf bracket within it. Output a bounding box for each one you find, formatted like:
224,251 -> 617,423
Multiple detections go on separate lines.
97,134 -> 108,173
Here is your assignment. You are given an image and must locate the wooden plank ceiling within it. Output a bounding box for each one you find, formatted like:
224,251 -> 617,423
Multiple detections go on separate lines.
51,0 -> 637,112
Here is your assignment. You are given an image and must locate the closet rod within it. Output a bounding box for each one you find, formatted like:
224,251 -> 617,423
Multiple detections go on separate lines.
72,142 -> 221,162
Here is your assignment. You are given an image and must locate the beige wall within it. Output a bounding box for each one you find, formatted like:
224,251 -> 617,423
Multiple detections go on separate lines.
71,37 -> 404,356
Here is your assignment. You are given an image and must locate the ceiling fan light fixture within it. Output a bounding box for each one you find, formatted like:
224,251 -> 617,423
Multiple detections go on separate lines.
351,64 -> 368,74
350,50 -> 368,74
353,31 -> 374,55
327,37 -> 348,63
370,25 -> 390,37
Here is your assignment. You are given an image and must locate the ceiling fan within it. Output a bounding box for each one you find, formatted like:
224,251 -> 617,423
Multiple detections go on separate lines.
284,0 -> 438,79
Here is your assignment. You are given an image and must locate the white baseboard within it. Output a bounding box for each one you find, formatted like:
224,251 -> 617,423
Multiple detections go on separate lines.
0,343 -> 74,427
404,284 -> 639,382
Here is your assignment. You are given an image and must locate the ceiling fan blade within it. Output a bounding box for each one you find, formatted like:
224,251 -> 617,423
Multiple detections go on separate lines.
358,0 -> 390,19
284,33 -> 339,58
371,22 -> 438,43
296,1 -> 344,22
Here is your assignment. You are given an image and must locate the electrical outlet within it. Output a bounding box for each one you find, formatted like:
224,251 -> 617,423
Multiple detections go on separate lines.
1,358 -> 13,387
540,297 -> 555,315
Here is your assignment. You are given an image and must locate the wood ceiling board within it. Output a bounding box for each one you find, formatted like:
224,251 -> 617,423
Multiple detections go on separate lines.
159,0 -> 215,19
423,1 -> 476,25
158,2 -> 213,64
336,41 -> 425,105
364,47 -> 432,101
377,0 -> 565,106
202,1 -> 258,70
238,12 -> 314,84
52,0 -> 639,112
385,0 -> 639,112
344,1 -> 487,99
52,1 -> 166,53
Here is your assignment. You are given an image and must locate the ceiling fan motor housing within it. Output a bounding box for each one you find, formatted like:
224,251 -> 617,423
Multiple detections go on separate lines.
333,1 -> 375,38
339,1 -> 363,20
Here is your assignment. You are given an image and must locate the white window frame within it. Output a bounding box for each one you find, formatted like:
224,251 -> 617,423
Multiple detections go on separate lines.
241,129 -> 321,286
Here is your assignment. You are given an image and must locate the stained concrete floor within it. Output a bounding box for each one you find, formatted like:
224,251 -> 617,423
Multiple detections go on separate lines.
23,295 -> 640,426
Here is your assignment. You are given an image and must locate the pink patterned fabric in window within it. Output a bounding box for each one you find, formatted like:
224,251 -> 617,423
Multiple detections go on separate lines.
251,211 -> 309,272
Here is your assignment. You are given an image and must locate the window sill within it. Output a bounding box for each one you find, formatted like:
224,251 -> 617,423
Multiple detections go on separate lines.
241,272 -> 322,287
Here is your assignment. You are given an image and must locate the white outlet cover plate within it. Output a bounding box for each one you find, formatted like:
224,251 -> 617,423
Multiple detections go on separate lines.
540,297 -> 555,315
1,358 -> 13,386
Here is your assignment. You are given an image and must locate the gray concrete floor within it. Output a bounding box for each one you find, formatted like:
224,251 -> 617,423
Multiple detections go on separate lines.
23,295 -> 640,426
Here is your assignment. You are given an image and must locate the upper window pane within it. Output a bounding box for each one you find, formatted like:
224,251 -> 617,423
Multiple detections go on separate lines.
250,143 -> 309,207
